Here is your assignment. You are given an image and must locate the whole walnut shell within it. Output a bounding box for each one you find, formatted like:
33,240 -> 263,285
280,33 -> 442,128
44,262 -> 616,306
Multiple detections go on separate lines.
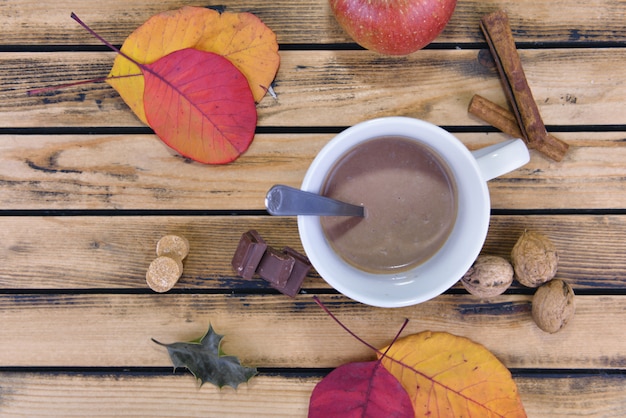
461,255 -> 514,297
532,279 -> 576,333
511,230 -> 558,287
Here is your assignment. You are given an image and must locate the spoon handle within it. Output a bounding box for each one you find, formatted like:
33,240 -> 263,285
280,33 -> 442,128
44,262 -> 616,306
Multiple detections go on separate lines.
265,185 -> 365,217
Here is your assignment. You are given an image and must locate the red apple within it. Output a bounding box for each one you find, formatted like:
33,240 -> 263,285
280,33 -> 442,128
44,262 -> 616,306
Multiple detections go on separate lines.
329,0 -> 457,55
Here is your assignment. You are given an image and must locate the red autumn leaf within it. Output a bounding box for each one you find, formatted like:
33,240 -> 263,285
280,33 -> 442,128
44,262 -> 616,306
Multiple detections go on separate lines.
70,13 -> 257,164
142,48 -> 256,164
309,361 -> 414,418
311,297 -> 526,418
107,6 -> 279,125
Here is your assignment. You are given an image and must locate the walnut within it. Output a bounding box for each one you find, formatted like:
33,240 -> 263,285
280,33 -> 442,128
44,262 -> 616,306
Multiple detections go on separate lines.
510,230 -> 558,287
461,255 -> 514,297
532,279 -> 576,333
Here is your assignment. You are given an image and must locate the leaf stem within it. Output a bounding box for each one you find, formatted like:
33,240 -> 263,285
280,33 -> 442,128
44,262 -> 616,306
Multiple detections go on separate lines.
27,76 -> 108,96
379,316 -> 409,361
312,295 -> 409,358
151,338 -> 166,347
313,296 -> 377,351
27,14 -> 145,97
70,12 -> 141,68
27,73 -> 142,96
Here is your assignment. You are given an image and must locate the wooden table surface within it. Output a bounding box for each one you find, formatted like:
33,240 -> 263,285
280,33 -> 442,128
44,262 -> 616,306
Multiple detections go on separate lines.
1,0 -> 625,416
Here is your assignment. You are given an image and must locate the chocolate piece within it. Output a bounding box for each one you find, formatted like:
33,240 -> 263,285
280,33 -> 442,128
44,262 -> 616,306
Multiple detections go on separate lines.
231,230 -> 312,298
278,247 -> 312,297
232,230 -> 267,280
257,247 -> 295,287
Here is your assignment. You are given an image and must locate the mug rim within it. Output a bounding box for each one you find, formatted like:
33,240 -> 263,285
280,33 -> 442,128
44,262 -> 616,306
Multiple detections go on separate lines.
298,117 -> 490,307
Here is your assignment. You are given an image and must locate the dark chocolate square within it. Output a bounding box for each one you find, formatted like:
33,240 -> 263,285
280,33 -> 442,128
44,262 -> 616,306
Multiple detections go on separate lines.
257,247 -> 295,287
231,230 -> 267,280
277,247 -> 312,297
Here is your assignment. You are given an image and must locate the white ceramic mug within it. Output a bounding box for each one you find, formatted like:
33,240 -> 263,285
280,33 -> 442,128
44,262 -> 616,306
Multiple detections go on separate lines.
298,117 -> 529,308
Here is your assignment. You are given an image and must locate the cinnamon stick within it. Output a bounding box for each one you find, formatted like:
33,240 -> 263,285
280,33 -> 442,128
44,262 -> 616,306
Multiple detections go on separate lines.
468,94 -> 570,160
480,10 -> 568,161
469,94 -> 522,138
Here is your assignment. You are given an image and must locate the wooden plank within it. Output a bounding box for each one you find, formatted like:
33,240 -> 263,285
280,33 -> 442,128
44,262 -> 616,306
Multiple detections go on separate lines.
5,49 -> 625,128
517,373 -> 626,417
1,2 -> 622,416
259,49 -> 626,128
0,294 -> 624,369
0,215 -> 308,289
0,133 -> 324,210
1,132 -> 625,210
1,215 -> 625,290
0,372 -> 624,417
1,0 -> 625,45
485,216 -> 626,289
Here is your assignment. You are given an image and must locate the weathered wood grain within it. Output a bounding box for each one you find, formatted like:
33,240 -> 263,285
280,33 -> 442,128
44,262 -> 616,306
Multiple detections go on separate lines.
1,215 -> 625,290
0,0 -> 625,45
1,132 -> 625,210
5,49 -> 624,128
0,373 -> 624,417
0,133 -> 326,210
1,1 -> 624,416
0,294 -> 623,369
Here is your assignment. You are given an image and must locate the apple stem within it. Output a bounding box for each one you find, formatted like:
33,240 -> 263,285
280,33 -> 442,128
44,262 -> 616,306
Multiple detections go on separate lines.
312,295 -> 409,358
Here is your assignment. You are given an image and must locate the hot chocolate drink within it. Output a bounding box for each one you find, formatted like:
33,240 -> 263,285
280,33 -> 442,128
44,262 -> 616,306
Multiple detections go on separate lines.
320,136 -> 457,273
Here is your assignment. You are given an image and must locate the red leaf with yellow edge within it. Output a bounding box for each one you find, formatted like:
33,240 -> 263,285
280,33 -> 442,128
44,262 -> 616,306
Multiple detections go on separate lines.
309,361 -> 414,418
70,13 -> 256,164
378,331 -> 526,418
107,6 -> 279,124
143,48 -> 256,164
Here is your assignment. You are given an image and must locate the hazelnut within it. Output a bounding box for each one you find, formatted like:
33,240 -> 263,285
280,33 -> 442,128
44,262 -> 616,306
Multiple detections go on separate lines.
461,255 -> 514,297
532,279 -> 576,333
511,230 -> 558,287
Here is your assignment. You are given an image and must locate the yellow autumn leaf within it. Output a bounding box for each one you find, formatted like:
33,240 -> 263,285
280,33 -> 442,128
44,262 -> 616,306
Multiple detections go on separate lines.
379,331 -> 526,418
106,6 -> 279,124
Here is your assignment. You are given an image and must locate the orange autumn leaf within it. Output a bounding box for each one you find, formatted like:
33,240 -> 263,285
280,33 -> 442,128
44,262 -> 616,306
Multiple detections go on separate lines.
107,6 -> 279,124
379,331 -> 526,418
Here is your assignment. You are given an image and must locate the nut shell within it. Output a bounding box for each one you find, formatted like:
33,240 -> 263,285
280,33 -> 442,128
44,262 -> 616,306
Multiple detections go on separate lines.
511,230 -> 558,287
532,279 -> 575,333
461,255 -> 514,297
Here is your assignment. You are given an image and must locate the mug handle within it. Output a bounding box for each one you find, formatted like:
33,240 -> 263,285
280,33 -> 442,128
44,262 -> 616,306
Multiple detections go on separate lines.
471,138 -> 530,182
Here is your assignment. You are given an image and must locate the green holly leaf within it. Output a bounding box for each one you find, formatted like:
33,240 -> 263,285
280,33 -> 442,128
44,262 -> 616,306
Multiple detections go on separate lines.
153,324 -> 257,388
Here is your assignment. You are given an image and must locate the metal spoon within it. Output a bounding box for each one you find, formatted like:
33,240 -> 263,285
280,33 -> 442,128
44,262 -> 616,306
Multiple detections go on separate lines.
265,184 -> 365,217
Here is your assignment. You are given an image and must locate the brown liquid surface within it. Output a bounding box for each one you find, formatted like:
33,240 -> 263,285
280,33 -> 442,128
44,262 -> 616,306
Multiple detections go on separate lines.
320,136 -> 457,273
